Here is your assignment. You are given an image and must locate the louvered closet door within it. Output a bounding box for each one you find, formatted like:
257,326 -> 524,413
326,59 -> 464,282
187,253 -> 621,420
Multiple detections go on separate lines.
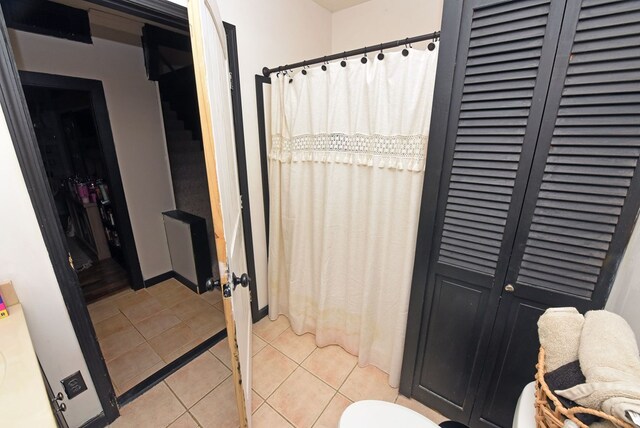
470,1 -> 640,427
408,0 -> 566,423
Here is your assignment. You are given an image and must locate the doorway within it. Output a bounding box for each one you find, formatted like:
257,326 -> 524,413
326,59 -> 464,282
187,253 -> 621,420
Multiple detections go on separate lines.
21,76 -> 140,304
0,0 -> 257,423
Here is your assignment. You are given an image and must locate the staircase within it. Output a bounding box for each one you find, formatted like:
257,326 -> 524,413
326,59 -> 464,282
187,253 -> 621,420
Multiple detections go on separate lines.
161,102 -> 217,267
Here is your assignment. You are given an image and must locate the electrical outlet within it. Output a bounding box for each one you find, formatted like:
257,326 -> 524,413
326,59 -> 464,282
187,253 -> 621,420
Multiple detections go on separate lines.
61,371 -> 87,399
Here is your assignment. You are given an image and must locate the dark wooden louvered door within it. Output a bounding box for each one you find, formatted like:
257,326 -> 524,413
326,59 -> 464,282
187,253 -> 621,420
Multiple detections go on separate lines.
403,0 -> 640,426
470,1 -> 640,426
406,0 -> 566,423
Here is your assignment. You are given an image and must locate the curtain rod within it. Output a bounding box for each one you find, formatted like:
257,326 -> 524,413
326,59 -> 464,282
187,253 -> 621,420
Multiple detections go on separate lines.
262,30 -> 440,77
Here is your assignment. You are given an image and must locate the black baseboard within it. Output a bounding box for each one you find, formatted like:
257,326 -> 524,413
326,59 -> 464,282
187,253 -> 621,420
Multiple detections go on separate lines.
173,270 -> 199,294
80,412 -> 108,428
255,305 -> 269,322
143,270 -> 174,288
144,270 -> 201,294
117,329 -> 227,407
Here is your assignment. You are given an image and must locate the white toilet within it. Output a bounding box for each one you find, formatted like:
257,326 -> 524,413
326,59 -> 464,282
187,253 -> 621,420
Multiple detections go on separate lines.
339,400 -> 441,428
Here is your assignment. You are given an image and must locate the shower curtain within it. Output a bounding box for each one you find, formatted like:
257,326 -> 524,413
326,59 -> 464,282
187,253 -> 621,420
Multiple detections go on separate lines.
268,45 -> 438,386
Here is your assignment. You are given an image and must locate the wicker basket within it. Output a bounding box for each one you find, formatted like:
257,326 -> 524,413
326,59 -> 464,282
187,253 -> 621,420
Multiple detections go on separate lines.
534,347 -> 633,428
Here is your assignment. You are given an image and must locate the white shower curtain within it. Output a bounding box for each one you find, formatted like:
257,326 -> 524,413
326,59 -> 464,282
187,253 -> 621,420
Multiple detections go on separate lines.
268,46 -> 438,386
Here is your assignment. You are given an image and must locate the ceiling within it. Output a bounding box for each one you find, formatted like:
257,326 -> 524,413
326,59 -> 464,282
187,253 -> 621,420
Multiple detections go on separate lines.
312,0 -> 371,12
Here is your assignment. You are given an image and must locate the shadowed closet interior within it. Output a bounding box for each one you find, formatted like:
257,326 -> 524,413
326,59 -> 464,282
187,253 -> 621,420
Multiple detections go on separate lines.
23,82 -> 133,304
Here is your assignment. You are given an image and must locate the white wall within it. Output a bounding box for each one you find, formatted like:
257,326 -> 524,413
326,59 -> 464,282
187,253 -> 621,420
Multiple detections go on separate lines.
215,0 -> 332,309
606,217 -> 640,343
9,29 -> 175,280
0,107 -> 102,427
331,0 -> 443,53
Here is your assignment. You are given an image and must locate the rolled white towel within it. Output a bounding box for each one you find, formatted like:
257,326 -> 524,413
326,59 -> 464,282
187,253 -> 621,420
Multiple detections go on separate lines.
602,396 -> 640,425
556,381 -> 640,425
538,307 -> 584,372
579,310 -> 640,384
555,310 -> 640,425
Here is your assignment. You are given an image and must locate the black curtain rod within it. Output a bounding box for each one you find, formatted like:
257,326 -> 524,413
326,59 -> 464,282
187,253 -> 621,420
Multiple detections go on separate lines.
262,30 -> 440,77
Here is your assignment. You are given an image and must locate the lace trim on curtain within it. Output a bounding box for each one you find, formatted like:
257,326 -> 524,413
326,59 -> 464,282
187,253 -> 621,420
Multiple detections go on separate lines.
270,133 -> 428,171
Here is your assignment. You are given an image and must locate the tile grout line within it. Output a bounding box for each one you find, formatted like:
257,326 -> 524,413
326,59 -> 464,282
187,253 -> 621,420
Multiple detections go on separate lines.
163,379 -> 190,411
257,344 -> 298,403
258,342 -> 342,427
100,284 -> 211,394
310,388 -> 338,428
188,409 -> 204,428
160,380 -> 191,428
252,400 -> 264,416
256,316 -> 362,426
100,307 -> 153,392
307,354 -> 360,427
256,338 -> 304,426
335,361 -> 358,393
257,317 -> 399,425
110,302 -> 171,390
177,374 -> 234,427
181,372 -> 233,415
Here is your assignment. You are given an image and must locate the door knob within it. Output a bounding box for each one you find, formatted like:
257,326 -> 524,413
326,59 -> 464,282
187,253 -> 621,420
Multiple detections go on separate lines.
205,277 -> 221,292
504,284 -> 515,292
232,273 -> 251,290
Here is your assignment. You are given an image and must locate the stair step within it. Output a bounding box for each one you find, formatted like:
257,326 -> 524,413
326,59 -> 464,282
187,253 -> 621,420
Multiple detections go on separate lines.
163,115 -> 179,125
168,149 -> 204,160
166,129 -> 193,141
164,118 -> 186,132
168,147 -> 202,154
167,139 -> 202,149
162,109 -> 179,121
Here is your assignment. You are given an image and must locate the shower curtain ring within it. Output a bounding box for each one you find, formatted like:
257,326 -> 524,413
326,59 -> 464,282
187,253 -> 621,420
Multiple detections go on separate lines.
341,52 -> 347,68
321,56 -> 328,71
302,61 -> 308,75
377,43 -> 384,61
361,48 -> 368,64
402,38 -> 410,56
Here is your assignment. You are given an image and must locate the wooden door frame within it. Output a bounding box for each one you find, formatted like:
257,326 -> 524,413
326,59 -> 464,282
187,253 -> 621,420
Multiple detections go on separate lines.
19,70 -> 144,292
0,0 -> 258,425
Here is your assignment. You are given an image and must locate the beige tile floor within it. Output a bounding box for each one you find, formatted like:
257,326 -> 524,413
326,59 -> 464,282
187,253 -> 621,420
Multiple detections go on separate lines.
88,278 -> 226,395
110,314 -> 448,427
